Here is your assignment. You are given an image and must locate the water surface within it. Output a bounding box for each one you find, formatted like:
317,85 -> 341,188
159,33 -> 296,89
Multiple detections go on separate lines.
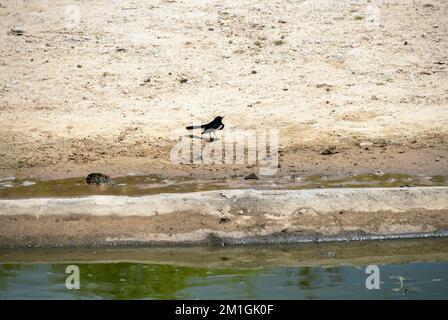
1,238 -> 447,299
0,173 -> 447,199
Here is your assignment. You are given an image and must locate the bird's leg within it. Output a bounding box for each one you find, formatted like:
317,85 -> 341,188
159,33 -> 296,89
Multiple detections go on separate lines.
209,132 -> 213,142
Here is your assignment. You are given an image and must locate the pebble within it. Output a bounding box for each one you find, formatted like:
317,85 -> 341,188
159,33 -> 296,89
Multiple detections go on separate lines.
321,146 -> 337,155
219,217 -> 231,224
0,182 -> 13,188
244,173 -> 259,180
359,141 -> 374,147
386,139 -> 400,145
86,173 -> 111,185
8,26 -> 24,36
21,181 -> 36,187
0,177 -> 15,182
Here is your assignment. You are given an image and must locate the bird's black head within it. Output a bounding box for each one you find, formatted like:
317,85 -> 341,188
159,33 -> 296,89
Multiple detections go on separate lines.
214,116 -> 224,123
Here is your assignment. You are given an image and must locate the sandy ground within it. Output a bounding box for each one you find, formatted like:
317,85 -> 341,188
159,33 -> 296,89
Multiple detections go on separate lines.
0,0 -> 447,181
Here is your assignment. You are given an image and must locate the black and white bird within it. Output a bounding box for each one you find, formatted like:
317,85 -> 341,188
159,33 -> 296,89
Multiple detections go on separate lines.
186,116 -> 225,141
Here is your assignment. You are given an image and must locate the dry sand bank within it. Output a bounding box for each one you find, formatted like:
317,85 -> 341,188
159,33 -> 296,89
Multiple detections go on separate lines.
0,0 -> 447,180
1,187 -> 447,247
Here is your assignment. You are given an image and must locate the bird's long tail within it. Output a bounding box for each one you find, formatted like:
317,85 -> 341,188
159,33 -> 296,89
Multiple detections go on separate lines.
186,125 -> 204,130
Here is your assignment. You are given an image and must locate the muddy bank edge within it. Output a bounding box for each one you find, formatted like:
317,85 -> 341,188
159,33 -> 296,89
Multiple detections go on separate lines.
0,187 -> 448,248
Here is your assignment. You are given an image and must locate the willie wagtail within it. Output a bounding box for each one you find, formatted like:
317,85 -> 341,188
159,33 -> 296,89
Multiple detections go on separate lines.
186,116 -> 225,141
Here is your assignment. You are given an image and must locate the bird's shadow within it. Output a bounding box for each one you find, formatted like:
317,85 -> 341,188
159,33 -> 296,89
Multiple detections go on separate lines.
184,134 -> 220,142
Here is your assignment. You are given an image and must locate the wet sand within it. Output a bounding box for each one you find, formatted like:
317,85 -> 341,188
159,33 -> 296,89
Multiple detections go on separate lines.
1,187 -> 447,248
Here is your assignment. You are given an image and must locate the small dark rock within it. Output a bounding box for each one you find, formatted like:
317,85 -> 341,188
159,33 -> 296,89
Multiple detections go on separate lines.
179,78 -> 188,83
86,173 -> 111,185
116,47 -> 127,53
321,146 -> 338,155
219,217 -> 231,224
207,233 -> 225,247
244,173 -> 259,180
274,39 -> 285,46
8,27 -> 24,36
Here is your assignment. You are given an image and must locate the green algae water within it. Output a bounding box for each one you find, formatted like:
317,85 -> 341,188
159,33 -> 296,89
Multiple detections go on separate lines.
0,173 -> 447,199
1,239 -> 448,299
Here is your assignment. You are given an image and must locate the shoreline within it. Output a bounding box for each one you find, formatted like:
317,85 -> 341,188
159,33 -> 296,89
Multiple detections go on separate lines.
1,140 -> 447,182
1,187 -> 447,248
2,238 -> 448,268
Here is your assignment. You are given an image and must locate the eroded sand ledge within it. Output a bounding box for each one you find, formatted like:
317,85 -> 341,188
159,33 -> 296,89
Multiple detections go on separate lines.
0,187 -> 448,248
